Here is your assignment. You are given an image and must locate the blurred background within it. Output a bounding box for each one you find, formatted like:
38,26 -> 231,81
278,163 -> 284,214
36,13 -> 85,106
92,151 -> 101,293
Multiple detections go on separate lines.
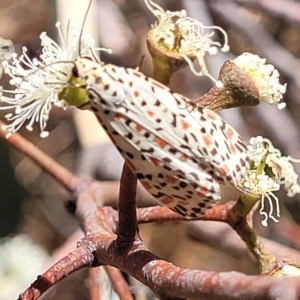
0,0 -> 300,299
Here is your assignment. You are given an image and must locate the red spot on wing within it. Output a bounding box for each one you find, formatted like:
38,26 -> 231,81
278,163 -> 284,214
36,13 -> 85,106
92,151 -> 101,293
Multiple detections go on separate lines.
141,181 -> 153,191
135,124 -> 143,132
154,137 -> 167,149
134,90 -> 140,98
150,157 -> 160,166
206,110 -> 217,121
225,128 -> 234,139
219,165 -> 229,176
202,135 -> 212,147
197,182 -> 210,197
147,110 -> 155,117
165,175 -> 177,184
114,113 -> 122,120
230,143 -> 237,155
151,80 -> 167,90
178,200 -> 188,205
179,154 -> 188,162
132,70 -> 142,78
181,119 -> 190,130
197,190 -> 208,197
161,197 -> 174,205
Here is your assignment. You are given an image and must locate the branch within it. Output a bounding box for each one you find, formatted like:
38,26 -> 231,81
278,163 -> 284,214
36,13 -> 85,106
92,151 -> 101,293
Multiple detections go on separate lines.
0,120 -> 80,191
3,121 -> 300,299
89,268 -> 101,300
116,162 -> 139,247
19,240 -> 95,300
105,266 -> 134,300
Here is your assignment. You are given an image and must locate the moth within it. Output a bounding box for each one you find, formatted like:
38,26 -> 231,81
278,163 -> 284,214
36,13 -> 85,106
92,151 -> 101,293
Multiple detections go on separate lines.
68,57 -> 250,219
0,0 -> 250,218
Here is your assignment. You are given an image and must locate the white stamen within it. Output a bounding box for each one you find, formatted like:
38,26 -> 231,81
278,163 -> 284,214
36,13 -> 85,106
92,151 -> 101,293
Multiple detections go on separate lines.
0,17 -> 96,138
233,53 -> 286,109
240,136 -> 300,226
145,0 -> 229,84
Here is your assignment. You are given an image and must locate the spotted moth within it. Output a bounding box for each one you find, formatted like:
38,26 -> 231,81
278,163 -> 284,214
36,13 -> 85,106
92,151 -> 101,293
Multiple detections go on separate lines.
68,57 -> 250,219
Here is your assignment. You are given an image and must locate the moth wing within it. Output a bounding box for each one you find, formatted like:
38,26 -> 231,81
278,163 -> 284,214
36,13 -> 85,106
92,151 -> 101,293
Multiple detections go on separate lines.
117,72 -> 250,186
106,109 -> 221,218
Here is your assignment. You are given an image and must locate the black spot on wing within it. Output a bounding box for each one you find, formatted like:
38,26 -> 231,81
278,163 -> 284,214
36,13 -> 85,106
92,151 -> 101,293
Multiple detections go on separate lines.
154,99 -> 161,106
136,173 -> 145,179
126,152 -> 134,159
153,192 -> 167,198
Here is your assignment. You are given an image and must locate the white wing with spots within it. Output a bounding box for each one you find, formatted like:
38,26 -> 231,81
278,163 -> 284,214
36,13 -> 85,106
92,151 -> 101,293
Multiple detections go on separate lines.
76,58 -> 250,218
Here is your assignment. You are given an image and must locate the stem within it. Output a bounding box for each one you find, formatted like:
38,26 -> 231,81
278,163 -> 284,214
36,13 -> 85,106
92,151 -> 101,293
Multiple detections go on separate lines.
116,162 -> 139,248
235,219 -> 278,273
229,193 -> 279,274
229,192 -> 260,224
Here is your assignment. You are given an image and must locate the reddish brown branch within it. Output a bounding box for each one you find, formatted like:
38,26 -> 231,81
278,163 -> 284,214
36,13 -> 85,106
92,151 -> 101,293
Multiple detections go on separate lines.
0,120 -> 81,191
116,162 -> 139,246
23,231 -> 300,300
89,266 -> 133,300
136,202 -> 234,223
4,120 -> 300,299
76,189 -> 116,236
105,266 -> 134,300
76,194 -> 300,299
137,206 -> 184,222
18,206 -> 300,300
15,180 -> 300,300
89,268 -> 102,300
18,240 -> 95,300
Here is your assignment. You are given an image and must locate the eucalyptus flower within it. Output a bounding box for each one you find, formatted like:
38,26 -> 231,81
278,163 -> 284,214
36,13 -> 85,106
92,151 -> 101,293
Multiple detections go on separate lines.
0,18 -> 96,138
145,0 -> 229,86
239,136 -> 300,226
232,53 -> 286,110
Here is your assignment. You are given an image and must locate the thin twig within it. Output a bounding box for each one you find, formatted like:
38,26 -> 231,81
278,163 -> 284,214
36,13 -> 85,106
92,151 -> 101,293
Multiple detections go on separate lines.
18,240 -> 96,300
0,120 -> 81,191
89,268 -> 102,300
105,266 -> 134,300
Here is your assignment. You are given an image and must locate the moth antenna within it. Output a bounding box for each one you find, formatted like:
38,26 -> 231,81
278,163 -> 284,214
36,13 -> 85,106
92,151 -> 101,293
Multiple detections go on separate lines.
25,61 -> 76,77
90,50 -> 100,63
5,61 -> 76,87
78,0 -> 93,56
